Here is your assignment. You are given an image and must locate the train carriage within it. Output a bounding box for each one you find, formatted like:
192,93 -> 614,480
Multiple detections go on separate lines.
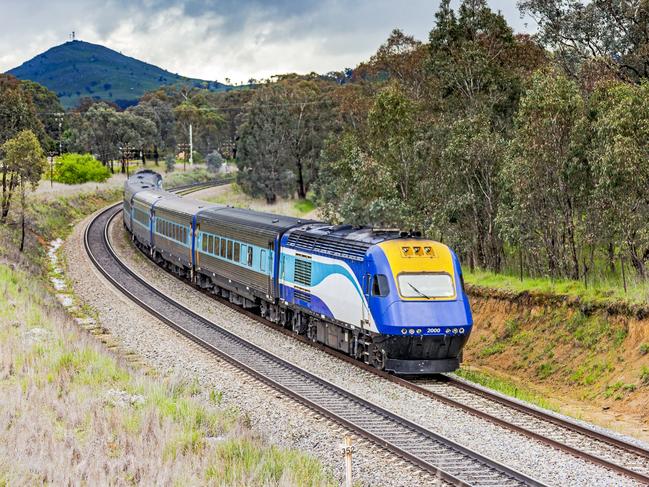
195,207 -> 313,305
130,190 -> 164,247
124,170 -> 162,233
151,196 -> 207,275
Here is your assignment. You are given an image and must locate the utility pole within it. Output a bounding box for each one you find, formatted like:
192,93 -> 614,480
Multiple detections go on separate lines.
48,151 -> 57,188
189,123 -> 194,165
55,113 -> 64,155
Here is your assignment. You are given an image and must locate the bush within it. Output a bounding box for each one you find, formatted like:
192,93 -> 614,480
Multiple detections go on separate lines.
165,155 -> 176,173
192,151 -> 205,164
206,151 -> 224,172
53,153 -> 111,184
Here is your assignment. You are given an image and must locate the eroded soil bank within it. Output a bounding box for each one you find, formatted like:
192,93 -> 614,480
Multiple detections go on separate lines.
464,288 -> 649,441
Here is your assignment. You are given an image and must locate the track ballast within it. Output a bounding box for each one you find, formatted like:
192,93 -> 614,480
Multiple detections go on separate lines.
85,199 -> 544,487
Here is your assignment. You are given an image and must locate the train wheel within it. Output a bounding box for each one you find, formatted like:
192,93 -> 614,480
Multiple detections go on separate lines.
370,346 -> 387,371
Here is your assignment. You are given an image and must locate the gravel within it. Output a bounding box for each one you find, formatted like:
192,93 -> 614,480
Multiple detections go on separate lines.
65,208 -> 642,487
65,211 -> 441,487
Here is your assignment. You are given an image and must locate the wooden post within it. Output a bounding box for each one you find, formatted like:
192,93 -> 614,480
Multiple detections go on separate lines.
341,435 -> 354,487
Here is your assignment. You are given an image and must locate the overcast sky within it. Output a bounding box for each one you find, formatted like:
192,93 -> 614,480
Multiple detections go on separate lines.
1,0 -> 534,84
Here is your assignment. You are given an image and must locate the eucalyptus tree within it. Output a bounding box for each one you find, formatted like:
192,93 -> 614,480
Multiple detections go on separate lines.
589,81 -> 649,277
1,130 -> 46,250
501,69 -> 590,279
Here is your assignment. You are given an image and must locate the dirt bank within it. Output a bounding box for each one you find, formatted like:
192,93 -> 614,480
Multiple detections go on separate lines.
465,291 -> 649,441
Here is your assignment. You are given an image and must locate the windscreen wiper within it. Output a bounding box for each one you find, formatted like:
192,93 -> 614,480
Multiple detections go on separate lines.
409,283 -> 430,299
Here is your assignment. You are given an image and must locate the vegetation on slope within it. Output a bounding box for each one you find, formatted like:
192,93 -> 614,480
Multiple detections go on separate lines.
0,263 -> 333,485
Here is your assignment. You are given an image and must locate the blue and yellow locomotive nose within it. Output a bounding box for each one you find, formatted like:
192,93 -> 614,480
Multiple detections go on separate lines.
365,239 -> 473,373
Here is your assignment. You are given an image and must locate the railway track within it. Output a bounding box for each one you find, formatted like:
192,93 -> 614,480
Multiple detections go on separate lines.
85,199 -> 545,486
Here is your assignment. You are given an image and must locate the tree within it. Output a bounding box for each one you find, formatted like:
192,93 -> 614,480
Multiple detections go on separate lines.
318,83 -> 439,232
237,84 -> 294,204
500,69 -> 589,279
129,96 -> 176,156
519,0 -> 649,83
173,97 -> 224,156
589,81 -> 649,276
429,0 -> 522,122
20,80 -> 65,152
0,75 -> 44,147
1,130 -> 47,251
440,115 -> 506,271
68,103 -> 156,172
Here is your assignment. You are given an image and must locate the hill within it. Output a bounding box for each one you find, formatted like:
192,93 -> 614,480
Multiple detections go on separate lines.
7,40 -> 229,109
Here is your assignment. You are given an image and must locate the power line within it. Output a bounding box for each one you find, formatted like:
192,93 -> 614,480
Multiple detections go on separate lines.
33,98 -> 337,117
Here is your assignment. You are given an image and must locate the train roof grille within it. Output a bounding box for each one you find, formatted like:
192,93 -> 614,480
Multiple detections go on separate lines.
287,231 -> 370,261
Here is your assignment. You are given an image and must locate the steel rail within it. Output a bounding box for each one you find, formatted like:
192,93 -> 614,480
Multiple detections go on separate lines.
84,202 -> 546,487
116,179 -> 649,485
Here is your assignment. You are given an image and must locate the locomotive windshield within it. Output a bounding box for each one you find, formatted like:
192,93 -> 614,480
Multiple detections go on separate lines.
397,273 -> 455,299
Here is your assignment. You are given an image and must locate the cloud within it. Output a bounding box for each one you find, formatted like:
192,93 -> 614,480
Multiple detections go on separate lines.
0,0 -> 532,84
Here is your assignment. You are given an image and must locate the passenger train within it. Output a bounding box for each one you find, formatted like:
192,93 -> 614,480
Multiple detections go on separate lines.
123,170 -> 473,374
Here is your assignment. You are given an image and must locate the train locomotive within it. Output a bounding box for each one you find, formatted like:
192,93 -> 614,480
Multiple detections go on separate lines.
123,170 -> 473,374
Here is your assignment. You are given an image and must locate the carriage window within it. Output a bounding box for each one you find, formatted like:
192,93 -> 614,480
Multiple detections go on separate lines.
202,234 -> 207,252
247,247 -> 253,266
260,250 -> 267,272
227,240 -> 233,260
234,242 -> 240,262
214,237 -> 220,256
372,274 -> 390,297
220,238 -> 227,258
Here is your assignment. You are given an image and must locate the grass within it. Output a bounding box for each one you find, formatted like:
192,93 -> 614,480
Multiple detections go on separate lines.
164,166 -> 234,188
465,268 -> 649,307
0,262 -> 334,485
204,183 -> 320,218
454,367 -> 559,412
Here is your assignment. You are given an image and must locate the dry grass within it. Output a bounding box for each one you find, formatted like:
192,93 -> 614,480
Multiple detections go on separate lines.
202,184 -> 320,220
0,263 -> 334,486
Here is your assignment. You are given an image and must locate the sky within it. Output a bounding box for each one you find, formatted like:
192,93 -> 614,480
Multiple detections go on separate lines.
0,0 -> 534,84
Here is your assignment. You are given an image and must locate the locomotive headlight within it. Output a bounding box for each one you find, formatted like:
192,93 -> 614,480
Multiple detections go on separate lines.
416,328 -> 422,334
452,328 -> 458,334
409,329 -> 415,335
446,329 -> 451,334
401,328 -> 408,335
459,328 -> 465,334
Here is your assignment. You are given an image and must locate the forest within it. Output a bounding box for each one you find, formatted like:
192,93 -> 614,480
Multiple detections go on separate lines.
3,0 -> 649,288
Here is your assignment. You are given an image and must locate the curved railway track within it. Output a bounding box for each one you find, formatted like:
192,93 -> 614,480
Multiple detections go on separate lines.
85,200 -> 545,487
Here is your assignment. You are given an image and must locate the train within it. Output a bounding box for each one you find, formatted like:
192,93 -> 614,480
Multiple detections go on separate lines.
123,170 -> 473,375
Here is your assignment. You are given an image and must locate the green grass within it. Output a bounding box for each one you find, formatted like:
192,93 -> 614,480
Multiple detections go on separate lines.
0,261 -> 334,485
454,368 -> 559,412
465,268 -> 649,307
294,199 -> 316,215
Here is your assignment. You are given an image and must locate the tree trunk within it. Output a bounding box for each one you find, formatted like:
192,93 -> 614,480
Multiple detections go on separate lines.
296,157 -> 306,199
19,184 -> 25,252
154,145 -> 159,166
608,242 -> 616,274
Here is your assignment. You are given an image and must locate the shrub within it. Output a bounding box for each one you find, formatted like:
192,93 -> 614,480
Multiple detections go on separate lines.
206,151 -> 224,172
165,155 -> 176,173
53,153 -> 111,184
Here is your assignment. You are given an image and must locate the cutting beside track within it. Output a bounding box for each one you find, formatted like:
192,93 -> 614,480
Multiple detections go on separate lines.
85,199 -> 545,487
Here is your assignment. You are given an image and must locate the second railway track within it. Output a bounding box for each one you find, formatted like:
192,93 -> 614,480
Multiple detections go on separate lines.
86,180 -> 649,486
85,200 -> 545,486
